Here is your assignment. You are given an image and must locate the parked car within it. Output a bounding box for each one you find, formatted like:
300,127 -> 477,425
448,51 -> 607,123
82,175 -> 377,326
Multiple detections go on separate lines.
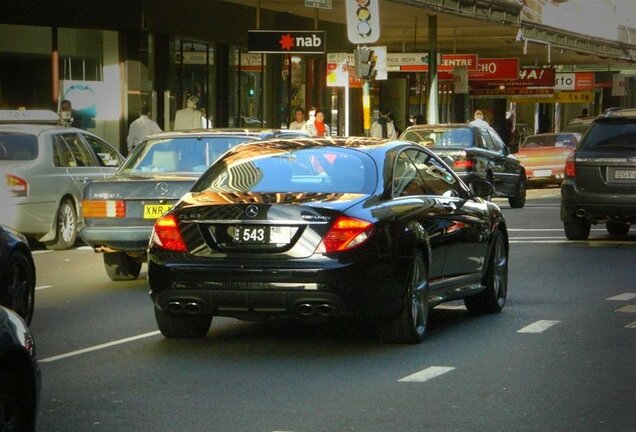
0,305 -> 40,431
0,110 -> 124,250
80,129 -> 310,281
400,124 -> 527,208
0,225 -> 35,325
561,108 -> 636,240
515,132 -> 580,186
147,137 -> 509,344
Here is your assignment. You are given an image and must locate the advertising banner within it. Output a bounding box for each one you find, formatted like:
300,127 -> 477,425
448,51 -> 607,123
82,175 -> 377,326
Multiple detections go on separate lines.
248,31 -> 325,54
555,72 -> 595,91
468,58 -> 519,81
470,67 -> 555,88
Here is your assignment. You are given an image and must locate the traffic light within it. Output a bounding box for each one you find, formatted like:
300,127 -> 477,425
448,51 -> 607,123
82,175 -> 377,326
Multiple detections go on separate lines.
354,47 -> 375,80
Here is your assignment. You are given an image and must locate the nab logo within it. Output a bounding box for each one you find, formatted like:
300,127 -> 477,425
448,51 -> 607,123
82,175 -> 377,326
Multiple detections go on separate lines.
278,33 -> 322,51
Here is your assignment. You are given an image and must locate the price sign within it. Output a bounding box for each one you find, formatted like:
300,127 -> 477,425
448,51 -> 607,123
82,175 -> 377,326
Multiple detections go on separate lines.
555,91 -> 594,103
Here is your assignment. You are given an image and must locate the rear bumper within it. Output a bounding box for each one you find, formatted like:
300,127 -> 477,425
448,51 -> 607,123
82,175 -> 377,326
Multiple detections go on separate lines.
148,251 -> 408,320
561,181 -> 636,223
80,225 -> 153,252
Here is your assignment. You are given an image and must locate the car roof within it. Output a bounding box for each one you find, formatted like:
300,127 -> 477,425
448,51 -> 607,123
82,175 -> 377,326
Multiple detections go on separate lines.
145,128 -> 309,140
602,108 -> 636,118
404,123 -> 476,131
226,136 -> 406,154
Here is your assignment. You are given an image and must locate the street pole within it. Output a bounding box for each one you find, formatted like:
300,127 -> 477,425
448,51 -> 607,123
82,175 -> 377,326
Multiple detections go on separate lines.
363,79 -> 371,136
345,64 -> 350,136
427,15 -> 439,124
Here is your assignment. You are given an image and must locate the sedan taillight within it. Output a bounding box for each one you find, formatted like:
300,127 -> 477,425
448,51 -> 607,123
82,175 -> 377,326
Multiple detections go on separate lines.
564,154 -> 576,178
317,216 -> 374,253
151,214 -> 187,252
453,152 -> 475,170
82,200 -> 126,218
5,174 -> 28,197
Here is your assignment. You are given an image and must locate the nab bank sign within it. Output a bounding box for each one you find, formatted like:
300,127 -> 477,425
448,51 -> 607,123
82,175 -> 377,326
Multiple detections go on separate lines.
248,30 -> 326,54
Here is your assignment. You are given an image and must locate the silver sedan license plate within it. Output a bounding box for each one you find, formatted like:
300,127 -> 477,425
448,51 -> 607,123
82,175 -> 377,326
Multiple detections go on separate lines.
614,169 -> 636,180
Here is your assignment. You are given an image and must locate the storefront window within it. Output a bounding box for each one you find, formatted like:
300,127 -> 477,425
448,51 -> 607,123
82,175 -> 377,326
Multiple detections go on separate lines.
228,48 -> 266,128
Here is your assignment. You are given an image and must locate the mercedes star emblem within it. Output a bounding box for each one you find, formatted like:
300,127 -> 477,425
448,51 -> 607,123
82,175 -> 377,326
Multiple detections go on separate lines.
245,205 -> 259,218
155,182 -> 169,196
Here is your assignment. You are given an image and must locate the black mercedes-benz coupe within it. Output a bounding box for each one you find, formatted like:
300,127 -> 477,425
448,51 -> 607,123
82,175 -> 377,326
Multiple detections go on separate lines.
148,137 -> 509,344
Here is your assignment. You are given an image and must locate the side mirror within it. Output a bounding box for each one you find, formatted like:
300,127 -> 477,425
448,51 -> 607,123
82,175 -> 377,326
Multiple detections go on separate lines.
467,178 -> 494,199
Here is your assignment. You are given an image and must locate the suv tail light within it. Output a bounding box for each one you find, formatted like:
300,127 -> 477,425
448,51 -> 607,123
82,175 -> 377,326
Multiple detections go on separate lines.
317,216 -> 374,253
82,200 -> 125,218
453,152 -> 475,170
6,174 -> 28,197
564,154 -> 576,178
151,214 -> 187,252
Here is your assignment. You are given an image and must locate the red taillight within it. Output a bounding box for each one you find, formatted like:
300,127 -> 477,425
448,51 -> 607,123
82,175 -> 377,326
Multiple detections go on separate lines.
82,200 -> 126,218
564,154 -> 576,178
151,214 -> 187,252
5,174 -> 28,196
318,216 -> 374,253
453,154 -> 475,170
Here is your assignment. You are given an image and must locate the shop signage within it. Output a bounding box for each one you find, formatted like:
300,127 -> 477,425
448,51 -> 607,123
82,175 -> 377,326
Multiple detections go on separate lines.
470,87 -> 553,98
248,31 -> 326,54
612,74 -> 626,96
305,0 -> 332,9
438,54 -> 479,71
346,0 -> 381,44
555,72 -> 595,91
326,53 -> 362,88
469,58 -> 519,81
236,53 -> 265,71
385,53 -> 478,72
470,67 -> 555,88
554,91 -> 594,103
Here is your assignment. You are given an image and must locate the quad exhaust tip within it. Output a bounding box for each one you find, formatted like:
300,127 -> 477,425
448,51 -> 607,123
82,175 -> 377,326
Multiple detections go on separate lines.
166,300 -> 202,314
296,302 -> 336,317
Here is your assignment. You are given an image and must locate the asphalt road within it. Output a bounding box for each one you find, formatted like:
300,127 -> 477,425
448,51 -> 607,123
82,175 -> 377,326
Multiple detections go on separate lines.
30,187 -> 636,432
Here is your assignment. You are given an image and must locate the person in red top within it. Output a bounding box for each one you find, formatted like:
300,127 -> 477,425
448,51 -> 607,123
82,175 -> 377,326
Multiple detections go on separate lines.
306,109 -> 331,137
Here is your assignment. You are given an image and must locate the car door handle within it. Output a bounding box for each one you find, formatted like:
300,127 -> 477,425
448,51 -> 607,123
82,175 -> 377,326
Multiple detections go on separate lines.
78,177 -> 92,183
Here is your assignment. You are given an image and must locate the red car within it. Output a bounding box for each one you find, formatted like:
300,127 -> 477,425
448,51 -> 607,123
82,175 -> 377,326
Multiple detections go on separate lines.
515,132 -> 580,185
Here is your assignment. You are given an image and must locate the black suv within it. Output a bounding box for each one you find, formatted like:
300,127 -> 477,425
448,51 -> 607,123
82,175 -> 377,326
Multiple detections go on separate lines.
560,109 -> 636,240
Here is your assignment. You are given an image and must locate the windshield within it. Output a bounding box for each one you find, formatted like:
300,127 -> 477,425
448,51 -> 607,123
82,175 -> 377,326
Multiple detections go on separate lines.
0,132 -> 38,161
119,136 -> 260,174
401,127 -> 474,148
579,120 -> 636,151
194,146 -> 376,194
521,134 -> 578,149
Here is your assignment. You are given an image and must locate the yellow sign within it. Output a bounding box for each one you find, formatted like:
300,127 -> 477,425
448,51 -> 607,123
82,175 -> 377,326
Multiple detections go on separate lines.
554,91 -> 594,103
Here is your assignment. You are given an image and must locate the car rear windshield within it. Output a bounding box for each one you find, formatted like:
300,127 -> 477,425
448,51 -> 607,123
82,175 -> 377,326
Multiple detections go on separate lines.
119,136 -> 260,173
194,146 -> 376,194
401,127 -> 474,148
578,120 -> 636,151
521,134 -> 578,149
0,132 -> 38,160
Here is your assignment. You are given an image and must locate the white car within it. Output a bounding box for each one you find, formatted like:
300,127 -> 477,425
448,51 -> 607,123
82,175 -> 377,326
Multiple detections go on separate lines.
0,110 -> 124,249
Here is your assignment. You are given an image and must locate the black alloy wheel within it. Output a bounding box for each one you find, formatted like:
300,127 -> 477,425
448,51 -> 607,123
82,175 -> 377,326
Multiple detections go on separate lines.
46,199 -> 77,250
0,252 -> 35,325
378,251 -> 429,344
564,220 -> 591,241
103,252 -> 142,281
155,307 -> 213,339
508,175 -> 527,209
465,229 -> 508,314
606,221 -> 630,236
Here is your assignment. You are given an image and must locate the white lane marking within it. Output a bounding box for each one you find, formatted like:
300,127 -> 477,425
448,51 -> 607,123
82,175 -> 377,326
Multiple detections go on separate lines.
510,236 -> 565,240
517,320 -> 561,333
35,285 -> 53,291
625,321 -> 636,329
31,250 -> 52,255
615,305 -> 636,314
507,228 -> 605,232
607,293 -> 636,301
398,366 -> 455,383
39,331 -> 161,363
435,304 -> 466,310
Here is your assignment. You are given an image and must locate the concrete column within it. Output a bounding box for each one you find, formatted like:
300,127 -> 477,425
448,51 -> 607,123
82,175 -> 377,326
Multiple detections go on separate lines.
427,15 -> 439,124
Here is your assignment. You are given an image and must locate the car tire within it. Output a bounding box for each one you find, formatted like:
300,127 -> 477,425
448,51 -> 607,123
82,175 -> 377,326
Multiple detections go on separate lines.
0,372 -> 36,432
103,253 -> 142,281
606,221 -> 630,236
0,252 -> 35,325
46,199 -> 77,250
508,175 -> 527,208
377,252 -> 429,344
564,220 -> 591,240
155,307 -> 212,339
465,229 -> 508,314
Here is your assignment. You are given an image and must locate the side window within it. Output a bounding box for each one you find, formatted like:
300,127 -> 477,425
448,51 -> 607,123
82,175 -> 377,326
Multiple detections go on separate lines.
407,149 -> 459,196
480,127 -> 497,151
52,135 -> 75,167
83,134 -> 121,167
487,128 -> 505,152
393,151 -> 428,197
61,134 -> 96,167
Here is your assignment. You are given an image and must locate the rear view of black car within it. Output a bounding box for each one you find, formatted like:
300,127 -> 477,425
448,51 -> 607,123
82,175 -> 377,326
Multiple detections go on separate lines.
147,137 -> 509,344
561,109 -> 636,240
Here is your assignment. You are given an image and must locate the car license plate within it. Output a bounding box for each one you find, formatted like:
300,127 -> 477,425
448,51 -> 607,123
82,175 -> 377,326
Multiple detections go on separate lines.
534,169 -> 552,177
234,226 -> 269,244
614,169 -> 636,180
143,204 -> 173,219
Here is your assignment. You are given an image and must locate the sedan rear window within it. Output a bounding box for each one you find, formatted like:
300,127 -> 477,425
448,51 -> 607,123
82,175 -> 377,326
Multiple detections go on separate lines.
194,147 -> 376,194
579,120 -> 636,151
402,127 -> 474,148
0,133 -> 38,160
119,136 -> 260,173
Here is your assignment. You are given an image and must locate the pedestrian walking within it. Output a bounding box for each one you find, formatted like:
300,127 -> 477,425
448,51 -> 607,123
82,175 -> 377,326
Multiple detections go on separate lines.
289,107 -> 306,130
305,109 -> 330,137
370,107 -> 397,139
174,95 -> 203,130
469,109 -> 489,128
127,106 -> 162,152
